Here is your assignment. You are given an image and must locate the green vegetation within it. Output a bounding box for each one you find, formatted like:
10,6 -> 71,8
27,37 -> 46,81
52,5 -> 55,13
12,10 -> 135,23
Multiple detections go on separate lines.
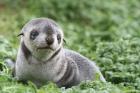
0,0 -> 140,92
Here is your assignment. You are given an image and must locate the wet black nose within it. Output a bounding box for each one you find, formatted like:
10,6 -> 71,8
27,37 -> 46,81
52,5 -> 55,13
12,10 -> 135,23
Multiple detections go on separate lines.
45,37 -> 54,45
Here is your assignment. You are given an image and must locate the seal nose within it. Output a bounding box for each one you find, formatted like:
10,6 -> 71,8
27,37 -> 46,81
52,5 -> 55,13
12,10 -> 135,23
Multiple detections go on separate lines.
45,37 -> 54,45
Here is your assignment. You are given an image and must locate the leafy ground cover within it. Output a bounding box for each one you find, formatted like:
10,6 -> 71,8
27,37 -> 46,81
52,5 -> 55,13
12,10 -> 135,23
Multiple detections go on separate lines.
0,0 -> 140,92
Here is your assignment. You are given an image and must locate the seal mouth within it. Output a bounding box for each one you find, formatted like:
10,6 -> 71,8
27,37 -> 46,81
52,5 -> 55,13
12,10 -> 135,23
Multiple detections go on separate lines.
37,46 -> 54,50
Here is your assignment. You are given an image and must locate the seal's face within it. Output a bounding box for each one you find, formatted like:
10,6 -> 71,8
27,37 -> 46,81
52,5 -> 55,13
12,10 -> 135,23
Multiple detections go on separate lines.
20,18 -> 64,61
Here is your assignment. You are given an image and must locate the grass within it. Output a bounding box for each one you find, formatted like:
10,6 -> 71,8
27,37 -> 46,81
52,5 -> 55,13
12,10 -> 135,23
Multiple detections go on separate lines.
0,0 -> 140,92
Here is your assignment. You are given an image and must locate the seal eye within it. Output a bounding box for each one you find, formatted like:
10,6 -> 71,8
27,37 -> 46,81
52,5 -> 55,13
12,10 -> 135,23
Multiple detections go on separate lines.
57,34 -> 61,44
30,30 -> 39,40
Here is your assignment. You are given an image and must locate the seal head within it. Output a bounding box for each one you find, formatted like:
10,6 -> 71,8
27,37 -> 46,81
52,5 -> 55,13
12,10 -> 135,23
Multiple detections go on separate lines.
20,18 -> 64,62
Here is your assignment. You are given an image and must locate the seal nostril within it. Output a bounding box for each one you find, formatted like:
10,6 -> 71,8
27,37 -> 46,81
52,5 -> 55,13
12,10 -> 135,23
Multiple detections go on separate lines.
46,37 -> 54,45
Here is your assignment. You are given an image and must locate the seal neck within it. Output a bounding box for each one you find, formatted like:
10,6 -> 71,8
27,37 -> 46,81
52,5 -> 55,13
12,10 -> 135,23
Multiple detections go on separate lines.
46,47 -> 62,62
21,42 -> 31,60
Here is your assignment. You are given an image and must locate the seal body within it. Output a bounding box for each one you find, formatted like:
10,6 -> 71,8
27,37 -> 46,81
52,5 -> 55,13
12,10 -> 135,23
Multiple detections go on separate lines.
15,18 -> 106,88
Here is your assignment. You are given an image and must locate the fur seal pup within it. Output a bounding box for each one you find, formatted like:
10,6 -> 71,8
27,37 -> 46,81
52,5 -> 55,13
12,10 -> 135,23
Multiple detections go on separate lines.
15,18 -> 106,88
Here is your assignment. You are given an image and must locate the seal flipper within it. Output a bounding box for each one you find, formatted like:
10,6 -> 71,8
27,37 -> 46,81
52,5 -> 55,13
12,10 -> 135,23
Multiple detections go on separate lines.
5,59 -> 15,76
56,57 -> 80,88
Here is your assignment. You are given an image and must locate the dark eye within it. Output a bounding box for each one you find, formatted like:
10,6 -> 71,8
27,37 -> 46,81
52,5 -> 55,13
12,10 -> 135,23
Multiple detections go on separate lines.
30,30 -> 39,40
57,34 -> 61,44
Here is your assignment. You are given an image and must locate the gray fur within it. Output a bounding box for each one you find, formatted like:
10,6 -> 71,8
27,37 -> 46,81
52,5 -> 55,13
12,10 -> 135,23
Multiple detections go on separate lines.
15,18 -> 106,88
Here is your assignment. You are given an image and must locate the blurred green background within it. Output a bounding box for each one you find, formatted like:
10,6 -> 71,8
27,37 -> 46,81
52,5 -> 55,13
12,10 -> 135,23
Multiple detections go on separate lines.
0,0 -> 140,93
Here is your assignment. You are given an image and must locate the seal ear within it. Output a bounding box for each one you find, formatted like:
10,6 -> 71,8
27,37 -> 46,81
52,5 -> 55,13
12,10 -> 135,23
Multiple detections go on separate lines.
17,33 -> 24,37
63,39 -> 67,45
